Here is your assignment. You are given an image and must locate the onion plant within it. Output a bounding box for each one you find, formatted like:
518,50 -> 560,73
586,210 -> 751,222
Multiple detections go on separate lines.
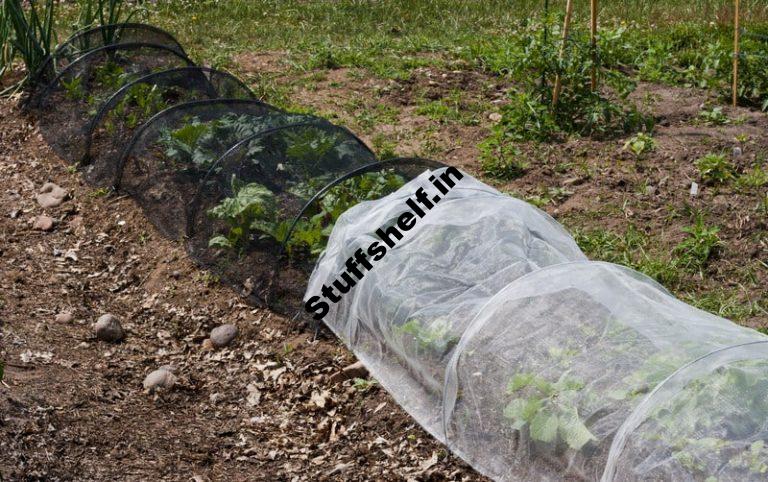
74,0 -> 139,43
2,0 -> 56,90
0,7 -> 13,80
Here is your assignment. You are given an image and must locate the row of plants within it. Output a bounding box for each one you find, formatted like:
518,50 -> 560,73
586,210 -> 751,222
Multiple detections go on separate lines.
157,113 -> 289,171
629,357 -> 768,480
475,17 -> 655,148
512,354 -> 768,480
473,17 -> 767,178
476,18 -> 768,114
206,168 -> 406,259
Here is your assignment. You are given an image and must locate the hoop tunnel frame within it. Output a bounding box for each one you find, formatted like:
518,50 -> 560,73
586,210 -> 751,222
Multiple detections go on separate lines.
34,41 -> 196,111
82,66 -> 256,164
114,97 -> 282,189
29,23 -> 187,89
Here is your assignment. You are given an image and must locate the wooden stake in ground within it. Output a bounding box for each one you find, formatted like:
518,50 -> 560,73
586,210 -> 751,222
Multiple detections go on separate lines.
732,0 -> 740,107
590,0 -> 598,91
552,0 -> 574,108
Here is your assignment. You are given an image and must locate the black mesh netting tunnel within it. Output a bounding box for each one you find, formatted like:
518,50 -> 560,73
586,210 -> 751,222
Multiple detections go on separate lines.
35,42 -> 195,163
27,23 -> 186,92
83,68 -> 258,187
270,156 -> 447,314
186,119 -> 380,306
28,21 -> 768,482
115,99 -> 314,238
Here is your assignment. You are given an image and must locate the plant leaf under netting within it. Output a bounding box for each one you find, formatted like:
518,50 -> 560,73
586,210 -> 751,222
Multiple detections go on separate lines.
186,121 -> 380,307
113,98 -> 307,239
82,67 -> 255,186
35,42 -> 194,164
28,23 -> 186,91
270,157 -> 447,316
308,167 -> 768,482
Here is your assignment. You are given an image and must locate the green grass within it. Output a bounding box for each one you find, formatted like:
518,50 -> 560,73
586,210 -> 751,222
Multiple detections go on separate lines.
567,210 -> 766,327
144,1 -> 768,60
415,90 -> 482,125
135,2 -> 768,107
573,213 -> 726,289
574,225 -> 682,287
479,136 -> 528,180
686,289 -> 766,321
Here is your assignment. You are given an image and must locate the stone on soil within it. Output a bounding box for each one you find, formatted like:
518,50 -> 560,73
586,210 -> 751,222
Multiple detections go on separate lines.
210,323 -> 238,348
36,183 -> 67,208
93,314 -> 124,342
330,361 -> 369,383
143,368 -> 177,393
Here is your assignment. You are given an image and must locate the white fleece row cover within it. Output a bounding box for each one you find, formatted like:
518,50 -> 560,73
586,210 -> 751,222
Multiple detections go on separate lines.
306,167 -> 768,482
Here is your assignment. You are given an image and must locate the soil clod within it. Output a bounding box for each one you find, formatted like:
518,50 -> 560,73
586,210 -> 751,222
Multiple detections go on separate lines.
32,215 -> 54,231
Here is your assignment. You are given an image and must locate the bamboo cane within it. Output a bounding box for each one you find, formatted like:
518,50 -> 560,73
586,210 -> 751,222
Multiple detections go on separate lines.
552,0 -> 574,108
590,0 -> 598,91
541,0 -> 550,89
732,0 -> 740,107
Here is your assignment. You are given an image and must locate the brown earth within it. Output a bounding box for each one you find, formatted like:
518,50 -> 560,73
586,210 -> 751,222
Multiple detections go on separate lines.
2,56 -> 768,482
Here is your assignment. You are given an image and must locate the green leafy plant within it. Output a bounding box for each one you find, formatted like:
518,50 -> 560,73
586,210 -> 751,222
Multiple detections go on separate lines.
93,60 -> 128,92
352,378 -> 378,391
283,127 -> 339,162
695,153 -> 734,184
484,20 -> 650,143
207,178 -> 285,252
504,372 -> 595,451
396,318 -> 458,358
492,91 -> 560,142
479,135 -> 528,180
159,114 -> 304,170
697,105 -> 730,126
607,350 -> 689,402
674,216 -> 722,272
61,76 -> 84,100
738,165 -> 768,189
286,170 -> 406,256
207,170 -> 405,258
642,360 -> 768,477
88,187 -> 111,197
110,83 -> 168,128
623,132 -> 656,157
